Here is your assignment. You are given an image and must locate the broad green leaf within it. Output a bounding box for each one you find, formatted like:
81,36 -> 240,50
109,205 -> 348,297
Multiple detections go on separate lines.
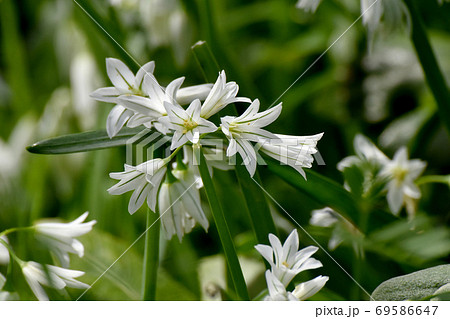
27,127 -> 146,154
371,265 -> 450,301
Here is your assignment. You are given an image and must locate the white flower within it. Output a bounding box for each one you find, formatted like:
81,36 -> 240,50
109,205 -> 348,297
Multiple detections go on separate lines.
338,134 -> 389,171
296,0 -> 323,13
90,58 -> 155,103
108,158 -> 168,214
221,99 -> 282,176
264,270 -> 328,301
310,207 -> 343,250
255,229 -> 323,286
34,212 -> 96,267
0,272 -> 18,301
291,275 -> 329,300
21,261 -> 89,301
0,235 -> 10,265
200,70 -> 251,119
159,169 -> 208,241
159,99 -> 217,150
259,133 -> 323,179
379,147 -> 426,215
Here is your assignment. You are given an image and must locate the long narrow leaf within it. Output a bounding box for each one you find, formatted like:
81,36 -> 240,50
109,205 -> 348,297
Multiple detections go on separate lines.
27,128 -> 145,154
195,147 -> 249,300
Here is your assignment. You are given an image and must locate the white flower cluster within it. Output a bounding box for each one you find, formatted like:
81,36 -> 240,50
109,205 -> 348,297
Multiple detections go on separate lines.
338,134 -> 426,216
92,58 -> 323,240
255,229 -> 328,301
0,212 -> 95,301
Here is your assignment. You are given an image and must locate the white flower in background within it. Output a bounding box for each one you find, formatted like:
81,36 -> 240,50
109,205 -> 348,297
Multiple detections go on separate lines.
34,212 -> 96,267
200,70 -> 251,119
255,229 -> 323,286
338,134 -> 389,171
296,0 -> 323,13
159,99 -> 218,150
0,235 -> 10,265
379,147 -> 426,215
221,99 -> 282,176
159,169 -> 208,241
310,207 -> 343,250
21,261 -> 89,301
259,133 -> 323,179
90,58 -> 155,103
108,158 -> 168,214
264,269 -> 329,301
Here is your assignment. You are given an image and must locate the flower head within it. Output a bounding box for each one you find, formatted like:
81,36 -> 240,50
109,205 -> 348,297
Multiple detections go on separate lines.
21,261 -> 89,301
221,99 -> 282,176
159,99 -> 217,150
200,70 -> 251,119
108,158 -> 168,214
259,133 -> 323,179
379,147 -> 426,215
255,229 -> 323,286
34,212 -> 96,267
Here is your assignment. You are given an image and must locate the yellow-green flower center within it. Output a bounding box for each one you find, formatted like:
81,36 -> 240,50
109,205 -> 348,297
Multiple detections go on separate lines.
392,166 -> 408,184
182,119 -> 198,133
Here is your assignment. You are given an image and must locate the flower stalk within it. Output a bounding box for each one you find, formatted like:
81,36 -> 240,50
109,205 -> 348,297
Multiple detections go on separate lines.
141,208 -> 160,301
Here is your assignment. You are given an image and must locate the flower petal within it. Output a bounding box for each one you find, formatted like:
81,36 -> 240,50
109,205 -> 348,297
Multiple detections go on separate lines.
106,58 -> 136,91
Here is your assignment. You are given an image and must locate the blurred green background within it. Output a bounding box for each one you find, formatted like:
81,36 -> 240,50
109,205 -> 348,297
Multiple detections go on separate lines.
0,0 -> 449,300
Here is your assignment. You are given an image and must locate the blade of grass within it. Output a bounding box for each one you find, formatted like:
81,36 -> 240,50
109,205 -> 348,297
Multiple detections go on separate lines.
194,145 -> 249,300
403,0 -> 450,135
26,127 -> 144,154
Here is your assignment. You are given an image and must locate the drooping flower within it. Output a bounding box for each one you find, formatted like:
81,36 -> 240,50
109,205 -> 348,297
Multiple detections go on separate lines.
0,235 -> 10,265
159,99 -> 218,150
255,229 -> 323,286
200,70 -> 251,119
221,99 -> 282,176
264,269 -> 329,301
34,212 -> 96,267
258,133 -> 323,179
108,158 -> 168,214
379,147 -> 426,216
21,261 -> 89,301
159,168 -> 208,241
296,0 -> 323,13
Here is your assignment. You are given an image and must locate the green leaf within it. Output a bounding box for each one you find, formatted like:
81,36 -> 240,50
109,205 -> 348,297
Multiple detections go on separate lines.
371,265 -> 450,301
266,160 -> 361,225
404,0 -> 450,135
26,127 -> 146,154
342,165 -> 364,198
194,146 -> 249,300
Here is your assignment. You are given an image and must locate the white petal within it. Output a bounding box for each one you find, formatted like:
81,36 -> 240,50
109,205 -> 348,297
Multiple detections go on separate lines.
292,275 -> 328,300
107,105 -> 133,138
128,182 -> 151,214
135,61 -> 155,90
106,58 -> 136,91
90,87 -> 121,103
177,84 -> 213,105
254,244 -> 274,265
387,184 -> 404,215
118,95 -> 164,117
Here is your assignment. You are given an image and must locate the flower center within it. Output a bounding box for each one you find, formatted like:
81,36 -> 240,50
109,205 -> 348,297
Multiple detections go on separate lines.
392,166 -> 408,183
182,119 -> 198,133
282,261 -> 290,267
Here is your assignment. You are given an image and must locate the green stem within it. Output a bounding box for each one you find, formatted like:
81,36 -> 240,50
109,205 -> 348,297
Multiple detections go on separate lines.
141,209 -> 160,301
0,226 -> 34,238
403,0 -> 450,134
194,145 -> 249,300
416,175 -> 450,186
